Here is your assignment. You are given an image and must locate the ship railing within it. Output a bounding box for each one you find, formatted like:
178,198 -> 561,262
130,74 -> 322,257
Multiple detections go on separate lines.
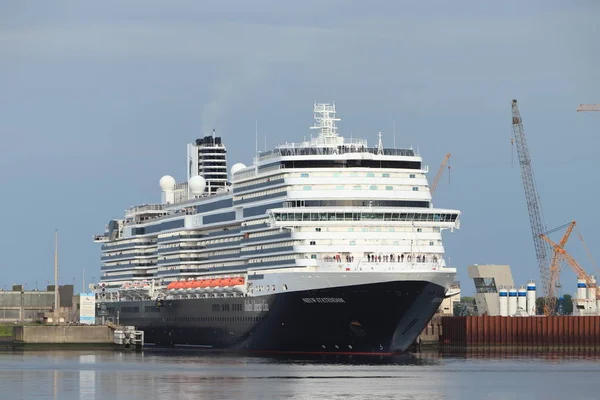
316,258 -> 445,272
125,204 -> 165,217
257,145 -> 416,159
164,189 -> 231,208
122,208 -> 198,226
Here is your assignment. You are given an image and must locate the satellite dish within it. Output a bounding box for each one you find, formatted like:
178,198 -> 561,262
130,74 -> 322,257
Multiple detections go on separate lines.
231,163 -> 247,175
189,175 -> 206,195
159,175 -> 176,191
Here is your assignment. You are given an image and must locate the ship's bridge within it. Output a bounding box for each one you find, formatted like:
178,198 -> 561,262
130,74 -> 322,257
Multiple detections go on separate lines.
233,103 -> 422,181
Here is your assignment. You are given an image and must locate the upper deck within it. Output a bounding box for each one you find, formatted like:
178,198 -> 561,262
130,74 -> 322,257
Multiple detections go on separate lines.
233,103 -> 421,181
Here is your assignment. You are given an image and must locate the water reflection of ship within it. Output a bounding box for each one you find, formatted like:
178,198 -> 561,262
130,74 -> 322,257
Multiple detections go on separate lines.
78,355 -> 96,400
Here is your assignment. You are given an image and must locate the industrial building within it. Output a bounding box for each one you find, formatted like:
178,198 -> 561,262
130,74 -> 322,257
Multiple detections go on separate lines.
468,264 -> 537,316
0,284 -> 74,323
573,277 -> 600,316
468,264 -> 514,316
438,281 -> 461,315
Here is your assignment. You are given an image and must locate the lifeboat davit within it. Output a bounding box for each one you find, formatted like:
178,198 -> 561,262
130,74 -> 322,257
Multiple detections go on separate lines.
174,281 -> 187,294
214,278 -> 229,292
204,279 -> 217,292
231,277 -> 246,293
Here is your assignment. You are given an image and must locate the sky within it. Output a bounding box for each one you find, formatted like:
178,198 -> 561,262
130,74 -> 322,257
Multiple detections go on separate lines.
0,0 -> 599,296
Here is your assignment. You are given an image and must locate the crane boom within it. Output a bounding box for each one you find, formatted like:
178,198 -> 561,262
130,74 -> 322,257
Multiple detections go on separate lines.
577,104 -> 600,112
544,221 -> 576,315
540,234 -> 598,298
511,99 -> 551,307
430,153 -> 451,195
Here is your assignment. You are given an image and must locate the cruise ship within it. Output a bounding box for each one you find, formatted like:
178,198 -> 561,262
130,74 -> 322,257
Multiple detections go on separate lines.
92,103 -> 461,354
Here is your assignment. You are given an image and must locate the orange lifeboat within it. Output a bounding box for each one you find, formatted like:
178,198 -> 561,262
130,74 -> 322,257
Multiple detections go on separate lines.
192,280 -> 204,289
232,277 -> 245,286
184,281 -> 195,290
167,281 -> 178,290
173,281 -> 187,292
231,277 -> 247,293
216,278 -> 228,288
203,279 -> 217,291
221,278 -> 232,287
200,279 -> 211,288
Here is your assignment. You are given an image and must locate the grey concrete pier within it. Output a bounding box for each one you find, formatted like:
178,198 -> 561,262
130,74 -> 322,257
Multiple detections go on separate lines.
13,325 -> 114,346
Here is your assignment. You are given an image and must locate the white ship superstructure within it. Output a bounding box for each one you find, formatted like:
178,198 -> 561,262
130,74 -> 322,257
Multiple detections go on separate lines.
95,103 -> 459,292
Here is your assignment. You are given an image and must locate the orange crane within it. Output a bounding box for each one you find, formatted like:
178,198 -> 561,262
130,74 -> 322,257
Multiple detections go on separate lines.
577,104 -> 600,112
540,233 -> 599,302
541,221 -> 576,315
430,153 -> 451,196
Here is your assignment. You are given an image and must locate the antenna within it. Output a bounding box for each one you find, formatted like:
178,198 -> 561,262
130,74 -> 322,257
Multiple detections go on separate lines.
264,132 -> 267,152
255,120 -> 258,172
54,230 -> 59,314
309,103 -> 340,145
377,132 -> 384,155
393,120 -> 396,148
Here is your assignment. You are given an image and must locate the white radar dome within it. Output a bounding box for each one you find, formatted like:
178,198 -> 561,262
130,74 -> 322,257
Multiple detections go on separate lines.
189,175 -> 206,195
159,175 -> 176,191
231,163 -> 247,175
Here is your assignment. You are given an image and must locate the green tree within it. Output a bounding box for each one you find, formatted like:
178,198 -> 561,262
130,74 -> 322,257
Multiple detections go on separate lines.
536,296 -> 560,315
453,303 -> 463,316
559,294 -> 574,315
535,297 -> 545,315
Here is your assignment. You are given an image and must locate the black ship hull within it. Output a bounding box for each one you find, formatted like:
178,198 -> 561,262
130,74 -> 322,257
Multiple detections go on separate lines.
101,280 -> 446,354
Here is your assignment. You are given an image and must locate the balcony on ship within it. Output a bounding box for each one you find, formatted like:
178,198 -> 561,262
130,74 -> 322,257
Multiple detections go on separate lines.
314,253 -> 446,273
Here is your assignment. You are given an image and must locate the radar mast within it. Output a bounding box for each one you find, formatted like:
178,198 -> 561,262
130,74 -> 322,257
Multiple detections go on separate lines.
310,103 -> 341,146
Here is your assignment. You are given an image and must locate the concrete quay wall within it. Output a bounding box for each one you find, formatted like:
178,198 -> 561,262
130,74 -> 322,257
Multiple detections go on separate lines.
13,325 -> 113,344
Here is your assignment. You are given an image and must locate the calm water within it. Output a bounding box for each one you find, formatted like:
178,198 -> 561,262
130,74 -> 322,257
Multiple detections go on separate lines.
0,349 -> 598,400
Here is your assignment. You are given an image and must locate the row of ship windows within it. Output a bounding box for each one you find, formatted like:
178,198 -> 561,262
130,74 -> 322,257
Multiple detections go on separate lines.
241,218 -> 270,227
234,186 -> 287,201
308,240 -> 441,246
159,249 -> 240,260
211,303 -> 244,312
102,239 -> 156,249
299,185 -> 421,191
159,226 -> 239,239
305,226 -> 441,233
235,172 -> 421,189
232,184 -> 425,201
345,227 -> 433,233
273,212 -> 459,223
247,230 -> 284,239
104,250 -> 156,257
299,172 -> 419,179
242,241 -> 296,252
159,236 -> 241,249
248,254 -> 297,264
158,261 -> 242,272
234,175 -> 285,189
